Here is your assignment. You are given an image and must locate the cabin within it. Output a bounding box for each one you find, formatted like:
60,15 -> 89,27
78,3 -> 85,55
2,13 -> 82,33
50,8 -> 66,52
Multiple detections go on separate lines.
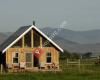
0,23 -> 63,72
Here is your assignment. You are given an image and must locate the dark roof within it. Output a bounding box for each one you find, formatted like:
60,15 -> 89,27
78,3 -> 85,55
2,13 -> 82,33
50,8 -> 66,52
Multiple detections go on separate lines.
0,25 -> 31,52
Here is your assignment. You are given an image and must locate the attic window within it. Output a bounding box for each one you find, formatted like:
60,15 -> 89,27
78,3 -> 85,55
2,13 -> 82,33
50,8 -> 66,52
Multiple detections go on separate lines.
34,31 -> 40,47
12,38 -> 22,48
42,37 -> 52,47
25,31 -> 31,47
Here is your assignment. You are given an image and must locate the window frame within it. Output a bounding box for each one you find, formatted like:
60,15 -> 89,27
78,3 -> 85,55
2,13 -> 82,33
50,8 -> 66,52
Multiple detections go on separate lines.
12,52 -> 19,64
46,52 -> 52,63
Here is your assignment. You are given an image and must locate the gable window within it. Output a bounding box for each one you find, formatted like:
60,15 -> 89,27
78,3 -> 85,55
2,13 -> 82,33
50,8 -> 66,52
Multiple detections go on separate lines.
12,53 -> 19,63
25,31 -> 31,47
46,52 -> 51,63
42,37 -> 53,47
34,31 -> 40,47
12,38 -> 22,48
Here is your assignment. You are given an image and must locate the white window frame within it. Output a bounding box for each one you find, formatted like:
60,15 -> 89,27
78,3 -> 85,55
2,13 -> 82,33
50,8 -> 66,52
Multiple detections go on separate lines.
12,52 -> 19,64
46,52 -> 52,63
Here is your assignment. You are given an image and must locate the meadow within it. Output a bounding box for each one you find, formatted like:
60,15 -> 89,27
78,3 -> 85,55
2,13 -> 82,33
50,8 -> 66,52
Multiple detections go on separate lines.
0,59 -> 100,80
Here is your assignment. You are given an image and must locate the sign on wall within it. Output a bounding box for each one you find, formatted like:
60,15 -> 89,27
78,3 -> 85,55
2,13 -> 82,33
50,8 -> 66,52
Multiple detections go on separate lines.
33,48 -> 44,58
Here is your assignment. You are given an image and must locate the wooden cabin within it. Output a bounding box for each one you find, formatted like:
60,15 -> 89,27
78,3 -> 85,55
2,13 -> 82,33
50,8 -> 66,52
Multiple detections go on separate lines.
0,23 -> 63,72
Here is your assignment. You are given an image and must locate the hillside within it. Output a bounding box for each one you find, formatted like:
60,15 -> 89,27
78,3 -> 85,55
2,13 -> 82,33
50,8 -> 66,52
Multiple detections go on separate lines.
41,28 -> 100,55
0,33 -> 7,45
41,28 -> 100,44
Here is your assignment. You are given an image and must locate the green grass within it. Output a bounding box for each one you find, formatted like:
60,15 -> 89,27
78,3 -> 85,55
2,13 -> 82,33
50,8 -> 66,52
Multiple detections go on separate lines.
0,71 -> 100,80
0,59 -> 100,80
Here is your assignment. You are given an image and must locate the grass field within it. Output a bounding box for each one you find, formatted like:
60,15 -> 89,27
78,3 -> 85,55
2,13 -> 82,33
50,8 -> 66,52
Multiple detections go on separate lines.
0,59 -> 100,80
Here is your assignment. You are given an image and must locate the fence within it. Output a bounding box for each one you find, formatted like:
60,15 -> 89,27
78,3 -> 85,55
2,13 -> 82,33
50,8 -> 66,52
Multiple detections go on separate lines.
0,59 -> 99,73
60,59 -> 99,72
66,59 -> 81,69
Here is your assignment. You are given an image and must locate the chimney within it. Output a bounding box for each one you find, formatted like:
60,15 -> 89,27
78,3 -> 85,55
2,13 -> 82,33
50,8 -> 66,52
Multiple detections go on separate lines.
33,20 -> 35,26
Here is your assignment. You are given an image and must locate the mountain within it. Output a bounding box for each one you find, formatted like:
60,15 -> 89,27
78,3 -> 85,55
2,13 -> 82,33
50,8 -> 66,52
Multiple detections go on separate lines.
0,33 -> 8,45
3,32 -> 13,37
41,28 -> 100,56
52,36 -> 100,54
41,28 -> 100,44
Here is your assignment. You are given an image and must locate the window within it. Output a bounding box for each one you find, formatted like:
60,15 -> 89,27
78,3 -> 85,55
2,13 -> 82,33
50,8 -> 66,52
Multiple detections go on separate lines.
12,53 -> 19,63
12,38 -> 22,48
25,31 -> 31,47
42,37 -> 52,47
34,31 -> 40,47
46,52 -> 51,63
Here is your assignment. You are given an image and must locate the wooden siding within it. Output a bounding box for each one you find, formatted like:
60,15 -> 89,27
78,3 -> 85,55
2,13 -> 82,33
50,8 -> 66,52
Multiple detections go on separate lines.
6,47 -> 59,69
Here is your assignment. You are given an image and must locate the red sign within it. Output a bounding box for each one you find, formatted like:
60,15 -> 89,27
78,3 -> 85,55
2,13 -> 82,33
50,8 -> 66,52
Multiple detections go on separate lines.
33,48 -> 44,58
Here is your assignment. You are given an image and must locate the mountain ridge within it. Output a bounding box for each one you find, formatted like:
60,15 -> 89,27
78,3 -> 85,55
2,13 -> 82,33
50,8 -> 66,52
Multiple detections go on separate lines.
41,27 -> 100,44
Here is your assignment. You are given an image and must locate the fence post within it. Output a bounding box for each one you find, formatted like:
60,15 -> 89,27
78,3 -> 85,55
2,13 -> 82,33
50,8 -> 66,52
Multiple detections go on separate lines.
78,59 -> 81,71
67,59 -> 68,67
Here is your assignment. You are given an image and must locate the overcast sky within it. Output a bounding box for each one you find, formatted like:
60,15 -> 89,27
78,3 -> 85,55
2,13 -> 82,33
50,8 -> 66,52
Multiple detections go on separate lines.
0,0 -> 100,32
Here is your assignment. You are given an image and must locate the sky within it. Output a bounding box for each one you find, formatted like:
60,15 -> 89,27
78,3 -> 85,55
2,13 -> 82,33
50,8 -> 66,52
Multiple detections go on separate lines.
0,0 -> 100,32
